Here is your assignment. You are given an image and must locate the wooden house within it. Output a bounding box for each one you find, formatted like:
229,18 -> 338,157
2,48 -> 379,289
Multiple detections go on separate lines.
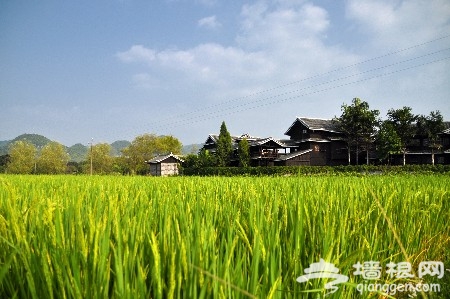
390,122 -> 450,165
202,134 -> 295,166
282,117 -> 348,166
200,118 -> 349,166
146,153 -> 184,176
200,117 -> 450,166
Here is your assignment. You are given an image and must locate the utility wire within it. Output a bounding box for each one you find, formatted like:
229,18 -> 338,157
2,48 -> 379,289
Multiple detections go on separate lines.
149,55 -> 450,133
140,34 -> 450,129
146,50 -> 450,132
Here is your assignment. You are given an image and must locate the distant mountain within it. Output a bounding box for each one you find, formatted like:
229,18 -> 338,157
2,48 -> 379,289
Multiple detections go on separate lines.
110,140 -> 131,156
67,143 -> 88,162
0,140 -> 9,148
182,144 -> 202,155
0,133 -> 196,161
0,140 -> 10,155
0,133 -> 52,155
12,133 -> 52,148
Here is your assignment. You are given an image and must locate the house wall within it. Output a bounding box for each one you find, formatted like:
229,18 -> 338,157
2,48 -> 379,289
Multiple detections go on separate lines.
160,162 -> 179,176
310,144 -> 327,166
277,153 -> 311,166
390,153 -> 447,165
329,140 -> 348,165
287,122 -> 304,140
149,164 -> 160,176
149,160 -> 180,176
442,135 -> 450,149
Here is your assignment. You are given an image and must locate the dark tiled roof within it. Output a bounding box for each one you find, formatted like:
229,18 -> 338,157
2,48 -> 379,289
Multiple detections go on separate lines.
249,137 -> 286,147
279,139 -> 299,147
204,134 -> 290,148
296,138 -> 331,143
146,153 -> 184,164
204,134 -> 245,145
237,133 -> 260,140
442,122 -> 450,134
275,149 -> 312,161
284,117 -> 341,136
298,117 -> 340,131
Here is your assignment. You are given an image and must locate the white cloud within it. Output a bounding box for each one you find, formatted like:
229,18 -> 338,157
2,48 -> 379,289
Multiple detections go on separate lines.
198,15 -> 222,29
118,0 -> 355,87
132,73 -> 160,89
346,1 -> 397,30
346,0 -> 450,49
116,45 -> 156,64
237,2 -> 331,54
116,0 -> 449,140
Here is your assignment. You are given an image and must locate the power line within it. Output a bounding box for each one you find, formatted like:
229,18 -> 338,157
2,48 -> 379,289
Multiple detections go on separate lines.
146,50 -> 450,132
139,34 -> 450,129
151,55 -> 450,132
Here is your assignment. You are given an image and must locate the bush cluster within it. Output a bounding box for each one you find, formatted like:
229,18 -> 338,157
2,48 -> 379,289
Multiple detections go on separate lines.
181,164 -> 450,176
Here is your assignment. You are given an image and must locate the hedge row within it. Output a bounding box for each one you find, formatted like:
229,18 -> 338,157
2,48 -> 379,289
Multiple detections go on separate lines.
181,164 -> 450,176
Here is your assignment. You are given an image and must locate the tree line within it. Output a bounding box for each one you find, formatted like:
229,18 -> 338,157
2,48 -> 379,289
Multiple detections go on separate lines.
3,134 -> 182,175
333,98 -> 446,166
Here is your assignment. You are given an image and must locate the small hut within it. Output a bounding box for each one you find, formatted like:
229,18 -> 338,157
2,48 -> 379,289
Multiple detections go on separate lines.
146,153 -> 184,176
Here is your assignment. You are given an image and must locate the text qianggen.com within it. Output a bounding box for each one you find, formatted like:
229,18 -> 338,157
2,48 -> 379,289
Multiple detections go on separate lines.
356,282 -> 440,296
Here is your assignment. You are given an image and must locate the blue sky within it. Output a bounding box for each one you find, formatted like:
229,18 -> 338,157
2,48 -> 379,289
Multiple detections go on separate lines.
1,0 -> 449,146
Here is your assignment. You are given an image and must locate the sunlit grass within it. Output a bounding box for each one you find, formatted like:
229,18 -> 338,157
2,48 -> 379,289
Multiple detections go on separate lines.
0,174 -> 449,298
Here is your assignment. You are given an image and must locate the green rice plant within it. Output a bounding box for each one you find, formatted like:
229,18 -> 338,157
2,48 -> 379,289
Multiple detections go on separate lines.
0,174 -> 448,298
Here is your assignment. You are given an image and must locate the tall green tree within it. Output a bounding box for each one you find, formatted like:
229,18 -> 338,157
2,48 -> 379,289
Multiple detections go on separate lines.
216,121 -> 233,167
198,149 -> 217,167
36,141 -> 69,174
122,134 -> 158,174
157,135 -> 182,155
85,143 -> 114,174
375,120 -> 402,164
237,138 -> 250,167
121,134 -> 183,175
7,140 -> 37,174
333,98 -> 379,165
386,107 -> 417,166
417,111 -> 445,165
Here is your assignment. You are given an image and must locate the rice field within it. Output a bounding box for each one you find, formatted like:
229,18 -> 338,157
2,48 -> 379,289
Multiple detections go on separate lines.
0,174 -> 449,298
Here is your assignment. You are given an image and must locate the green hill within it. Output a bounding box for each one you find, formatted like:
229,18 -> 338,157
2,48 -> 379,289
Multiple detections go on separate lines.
67,143 -> 88,162
0,134 -> 53,155
0,140 -> 10,156
12,133 -> 52,148
111,140 -> 131,156
182,144 -> 202,155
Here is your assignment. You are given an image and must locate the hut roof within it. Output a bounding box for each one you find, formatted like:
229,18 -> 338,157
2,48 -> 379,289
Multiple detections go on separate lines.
285,117 -> 341,135
146,153 -> 184,164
